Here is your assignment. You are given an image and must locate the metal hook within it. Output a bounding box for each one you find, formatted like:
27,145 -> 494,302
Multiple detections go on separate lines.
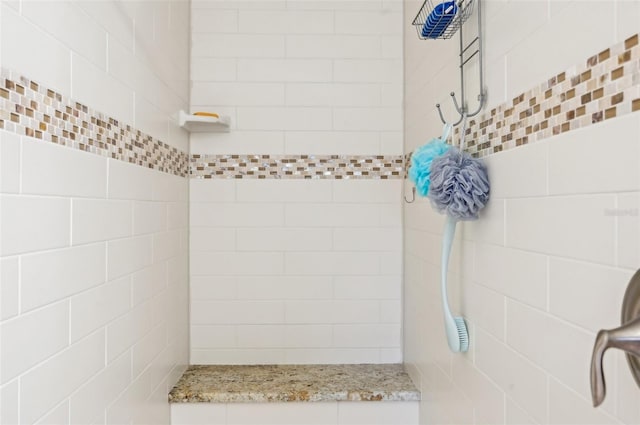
435,0 -> 485,127
436,98 -> 465,127
404,186 -> 416,203
466,92 -> 486,118
450,92 -> 464,115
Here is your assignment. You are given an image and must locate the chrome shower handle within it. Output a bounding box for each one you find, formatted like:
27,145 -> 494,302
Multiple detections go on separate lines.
591,315 -> 640,407
591,269 -> 640,408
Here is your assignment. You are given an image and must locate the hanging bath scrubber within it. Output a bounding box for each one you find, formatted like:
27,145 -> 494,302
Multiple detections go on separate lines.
407,124 -> 452,197
428,120 -> 490,353
439,215 -> 468,352
428,148 -> 490,220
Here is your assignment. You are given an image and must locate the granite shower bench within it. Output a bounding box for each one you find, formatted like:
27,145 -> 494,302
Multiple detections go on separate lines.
169,364 -> 420,425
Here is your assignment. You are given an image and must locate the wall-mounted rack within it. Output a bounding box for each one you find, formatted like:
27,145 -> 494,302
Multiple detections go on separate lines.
437,0 -> 485,127
436,0 -> 486,126
413,0 -> 486,129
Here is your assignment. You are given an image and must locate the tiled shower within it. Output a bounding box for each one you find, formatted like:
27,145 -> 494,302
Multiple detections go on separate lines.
1,0 -> 639,424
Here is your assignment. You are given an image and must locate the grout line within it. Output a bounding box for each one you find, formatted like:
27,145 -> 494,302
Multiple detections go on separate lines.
3,325 -> 105,391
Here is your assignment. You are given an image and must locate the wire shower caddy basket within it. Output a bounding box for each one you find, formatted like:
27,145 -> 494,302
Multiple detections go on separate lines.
412,0 -> 475,40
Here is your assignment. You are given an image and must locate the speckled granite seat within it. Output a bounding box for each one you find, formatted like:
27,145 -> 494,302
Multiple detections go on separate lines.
169,364 -> 420,403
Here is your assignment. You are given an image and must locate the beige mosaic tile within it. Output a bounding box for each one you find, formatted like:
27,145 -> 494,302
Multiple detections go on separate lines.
5,33 -> 639,180
0,68 -> 403,180
0,68 -> 189,177
190,154 -> 405,179
454,33 -> 640,158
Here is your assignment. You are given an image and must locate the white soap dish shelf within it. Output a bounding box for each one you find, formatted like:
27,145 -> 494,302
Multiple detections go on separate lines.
179,110 -> 231,133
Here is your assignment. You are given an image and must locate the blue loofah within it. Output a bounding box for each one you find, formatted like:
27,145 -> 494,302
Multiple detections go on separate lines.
428,148 -> 490,221
408,139 -> 451,197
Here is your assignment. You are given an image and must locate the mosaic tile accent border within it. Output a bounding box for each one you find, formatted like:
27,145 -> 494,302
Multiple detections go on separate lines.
190,154 -> 405,179
6,34 -> 637,179
0,68 -> 401,181
0,68 -> 189,177
457,33 -> 640,158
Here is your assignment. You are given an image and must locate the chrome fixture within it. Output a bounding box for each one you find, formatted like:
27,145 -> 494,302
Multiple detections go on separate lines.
591,269 -> 640,407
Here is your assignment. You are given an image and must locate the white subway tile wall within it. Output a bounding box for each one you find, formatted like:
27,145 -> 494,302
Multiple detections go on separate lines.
189,0 -> 404,364
0,2 -> 188,153
404,0 -> 640,423
171,401 -> 419,425
190,0 -> 403,156
190,179 -> 403,364
0,130 -> 190,424
0,1 -> 190,424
